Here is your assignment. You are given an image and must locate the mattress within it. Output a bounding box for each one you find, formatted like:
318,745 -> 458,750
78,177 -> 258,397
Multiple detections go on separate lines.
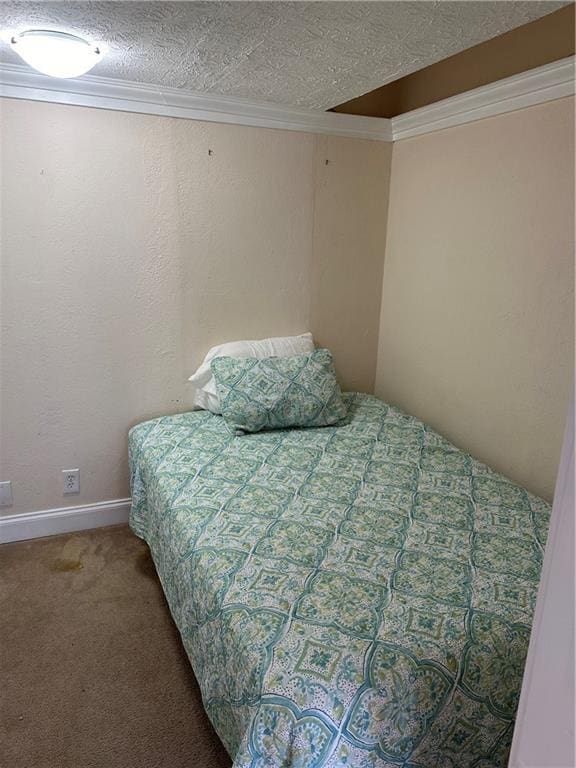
128,393 -> 550,768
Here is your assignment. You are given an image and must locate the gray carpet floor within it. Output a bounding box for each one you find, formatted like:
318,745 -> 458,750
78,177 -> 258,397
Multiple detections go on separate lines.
0,525 -> 232,768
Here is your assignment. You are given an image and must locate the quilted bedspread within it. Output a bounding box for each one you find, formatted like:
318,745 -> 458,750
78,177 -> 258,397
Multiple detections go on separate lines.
128,393 -> 550,768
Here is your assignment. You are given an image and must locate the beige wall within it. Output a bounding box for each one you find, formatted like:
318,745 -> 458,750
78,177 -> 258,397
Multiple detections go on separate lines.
2,93 -> 572,515
375,97 -> 574,501
311,135 -> 391,392
0,98 -> 391,515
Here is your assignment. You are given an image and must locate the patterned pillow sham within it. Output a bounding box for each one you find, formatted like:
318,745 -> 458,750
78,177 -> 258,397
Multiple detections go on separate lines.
210,348 -> 347,434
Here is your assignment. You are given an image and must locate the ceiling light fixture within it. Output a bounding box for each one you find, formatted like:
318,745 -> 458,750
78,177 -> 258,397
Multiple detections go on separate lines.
10,29 -> 103,78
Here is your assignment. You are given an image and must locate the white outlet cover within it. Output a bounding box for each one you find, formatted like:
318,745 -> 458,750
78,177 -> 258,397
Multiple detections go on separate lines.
0,481 -> 13,507
62,469 -> 80,495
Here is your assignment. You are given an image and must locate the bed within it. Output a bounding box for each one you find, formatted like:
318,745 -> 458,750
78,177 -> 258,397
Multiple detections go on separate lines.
129,393 -> 550,768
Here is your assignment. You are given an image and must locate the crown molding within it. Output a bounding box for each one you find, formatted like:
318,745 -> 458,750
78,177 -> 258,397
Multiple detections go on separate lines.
391,55 -> 575,141
1,56 -> 573,144
0,62 -> 393,142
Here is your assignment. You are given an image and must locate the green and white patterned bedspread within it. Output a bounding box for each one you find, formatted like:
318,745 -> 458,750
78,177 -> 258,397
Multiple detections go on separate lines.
128,393 -> 550,768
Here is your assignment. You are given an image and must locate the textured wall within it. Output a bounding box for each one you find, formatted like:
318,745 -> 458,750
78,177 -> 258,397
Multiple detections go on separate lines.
311,135 -> 392,392
0,98 -> 391,515
375,97 -> 574,501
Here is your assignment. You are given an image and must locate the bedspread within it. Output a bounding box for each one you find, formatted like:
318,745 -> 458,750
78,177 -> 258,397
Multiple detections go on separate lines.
129,393 -> 550,768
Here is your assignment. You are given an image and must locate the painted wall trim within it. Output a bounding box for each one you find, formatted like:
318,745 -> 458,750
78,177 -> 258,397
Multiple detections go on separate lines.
0,498 -> 131,543
0,62 -> 393,142
1,57 -> 573,144
391,55 -> 575,140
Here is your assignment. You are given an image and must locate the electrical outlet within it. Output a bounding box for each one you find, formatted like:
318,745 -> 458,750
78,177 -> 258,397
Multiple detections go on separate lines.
0,481 -> 13,507
62,469 -> 80,495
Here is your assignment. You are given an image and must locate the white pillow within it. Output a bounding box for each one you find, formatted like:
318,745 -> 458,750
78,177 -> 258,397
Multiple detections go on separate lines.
189,332 -> 315,413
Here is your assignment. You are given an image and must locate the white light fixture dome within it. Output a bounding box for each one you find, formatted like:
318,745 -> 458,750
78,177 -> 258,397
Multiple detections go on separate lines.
10,29 -> 102,78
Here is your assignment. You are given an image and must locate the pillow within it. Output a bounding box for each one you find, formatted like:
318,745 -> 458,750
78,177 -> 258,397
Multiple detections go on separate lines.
188,332 -> 314,413
211,348 -> 346,434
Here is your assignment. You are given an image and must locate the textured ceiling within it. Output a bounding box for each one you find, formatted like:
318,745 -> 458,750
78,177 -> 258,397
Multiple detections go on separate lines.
0,1 -> 568,109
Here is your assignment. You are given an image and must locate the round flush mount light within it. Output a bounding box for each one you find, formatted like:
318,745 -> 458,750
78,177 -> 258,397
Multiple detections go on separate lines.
10,30 -> 103,78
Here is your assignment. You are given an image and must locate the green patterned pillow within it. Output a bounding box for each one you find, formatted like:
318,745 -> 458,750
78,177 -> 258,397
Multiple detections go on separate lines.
210,349 -> 347,434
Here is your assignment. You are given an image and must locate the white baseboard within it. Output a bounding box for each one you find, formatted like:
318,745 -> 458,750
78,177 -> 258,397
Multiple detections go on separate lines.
0,498 -> 132,544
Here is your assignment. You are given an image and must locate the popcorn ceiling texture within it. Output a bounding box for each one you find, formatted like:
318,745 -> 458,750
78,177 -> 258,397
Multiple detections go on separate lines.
0,1 -> 567,108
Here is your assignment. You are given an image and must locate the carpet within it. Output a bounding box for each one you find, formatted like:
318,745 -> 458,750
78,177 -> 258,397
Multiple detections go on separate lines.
0,525 -> 232,768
